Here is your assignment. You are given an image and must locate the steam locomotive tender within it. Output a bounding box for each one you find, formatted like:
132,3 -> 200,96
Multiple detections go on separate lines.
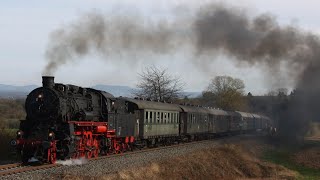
12,77 -> 274,164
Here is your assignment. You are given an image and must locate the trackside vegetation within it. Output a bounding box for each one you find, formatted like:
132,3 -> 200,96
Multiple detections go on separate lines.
263,142 -> 320,180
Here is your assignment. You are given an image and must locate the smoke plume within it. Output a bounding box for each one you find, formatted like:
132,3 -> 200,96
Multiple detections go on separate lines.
44,4 -> 320,139
193,5 -> 320,140
44,12 -> 183,75
193,5 -> 315,81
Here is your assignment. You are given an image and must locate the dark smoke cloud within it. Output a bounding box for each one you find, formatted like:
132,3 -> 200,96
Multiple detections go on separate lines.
193,5 -> 312,76
193,5 -> 320,139
44,3 -> 320,139
44,12 -> 183,75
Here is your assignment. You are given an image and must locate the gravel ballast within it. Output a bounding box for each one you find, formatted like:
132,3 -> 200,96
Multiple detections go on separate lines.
2,135 -> 251,180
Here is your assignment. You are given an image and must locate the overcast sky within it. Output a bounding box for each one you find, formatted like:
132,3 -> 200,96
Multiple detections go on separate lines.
1,0 -> 320,95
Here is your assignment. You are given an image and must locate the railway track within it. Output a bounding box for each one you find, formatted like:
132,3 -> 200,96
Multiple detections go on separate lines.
0,136 -> 231,177
0,163 -> 21,171
0,163 -> 59,176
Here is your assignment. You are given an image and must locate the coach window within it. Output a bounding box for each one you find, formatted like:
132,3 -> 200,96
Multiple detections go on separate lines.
168,113 -> 171,123
176,114 -> 179,123
145,111 -> 149,123
150,111 -> 153,123
191,114 -> 194,124
161,112 -> 163,124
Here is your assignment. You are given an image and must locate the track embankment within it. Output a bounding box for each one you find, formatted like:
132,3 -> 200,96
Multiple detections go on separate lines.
3,134 -> 301,180
2,135 -> 244,180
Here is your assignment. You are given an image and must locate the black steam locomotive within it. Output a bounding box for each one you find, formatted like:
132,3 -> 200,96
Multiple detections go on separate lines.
12,77 -> 274,164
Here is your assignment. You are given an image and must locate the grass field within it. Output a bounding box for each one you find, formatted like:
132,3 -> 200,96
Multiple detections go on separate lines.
263,142 -> 320,180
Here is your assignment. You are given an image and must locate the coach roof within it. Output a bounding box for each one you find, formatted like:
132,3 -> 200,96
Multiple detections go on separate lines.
179,105 -> 211,113
121,97 -> 182,111
236,111 -> 254,118
208,108 -> 229,115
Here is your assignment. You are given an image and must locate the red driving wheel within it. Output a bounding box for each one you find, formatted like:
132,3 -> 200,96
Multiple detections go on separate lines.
92,138 -> 99,158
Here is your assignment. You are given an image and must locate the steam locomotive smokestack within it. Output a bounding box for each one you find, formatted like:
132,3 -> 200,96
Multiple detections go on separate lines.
42,76 -> 55,89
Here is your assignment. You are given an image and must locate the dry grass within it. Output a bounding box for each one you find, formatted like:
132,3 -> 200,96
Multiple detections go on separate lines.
62,142 -> 296,180
293,147 -> 320,170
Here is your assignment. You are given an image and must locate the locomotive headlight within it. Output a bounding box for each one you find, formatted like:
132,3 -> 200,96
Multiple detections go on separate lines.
16,130 -> 23,136
48,132 -> 54,137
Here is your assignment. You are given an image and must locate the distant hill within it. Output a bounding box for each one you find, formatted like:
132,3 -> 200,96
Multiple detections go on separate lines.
0,84 -> 38,92
0,84 -> 38,98
0,84 -> 201,99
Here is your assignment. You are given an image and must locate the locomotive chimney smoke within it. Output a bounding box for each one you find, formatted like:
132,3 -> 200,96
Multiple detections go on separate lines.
44,4 -> 315,87
42,76 -> 55,89
43,12 -> 183,75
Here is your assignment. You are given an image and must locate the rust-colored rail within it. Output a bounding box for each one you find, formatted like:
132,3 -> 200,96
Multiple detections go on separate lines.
0,163 -> 21,171
0,163 -> 60,176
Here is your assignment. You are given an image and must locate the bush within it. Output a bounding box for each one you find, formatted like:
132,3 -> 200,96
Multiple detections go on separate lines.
0,98 -> 25,162
0,129 -> 18,161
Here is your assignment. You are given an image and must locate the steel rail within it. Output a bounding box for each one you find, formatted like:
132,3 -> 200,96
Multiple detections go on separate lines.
0,163 -> 21,171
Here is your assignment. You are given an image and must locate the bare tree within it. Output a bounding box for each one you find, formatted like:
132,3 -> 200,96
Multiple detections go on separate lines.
203,76 -> 247,111
135,66 -> 185,101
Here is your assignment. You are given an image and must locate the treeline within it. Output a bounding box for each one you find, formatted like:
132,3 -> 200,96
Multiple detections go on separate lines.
0,99 -> 25,129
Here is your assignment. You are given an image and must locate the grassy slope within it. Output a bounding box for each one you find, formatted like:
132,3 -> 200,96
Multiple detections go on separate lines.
263,142 -> 320,180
